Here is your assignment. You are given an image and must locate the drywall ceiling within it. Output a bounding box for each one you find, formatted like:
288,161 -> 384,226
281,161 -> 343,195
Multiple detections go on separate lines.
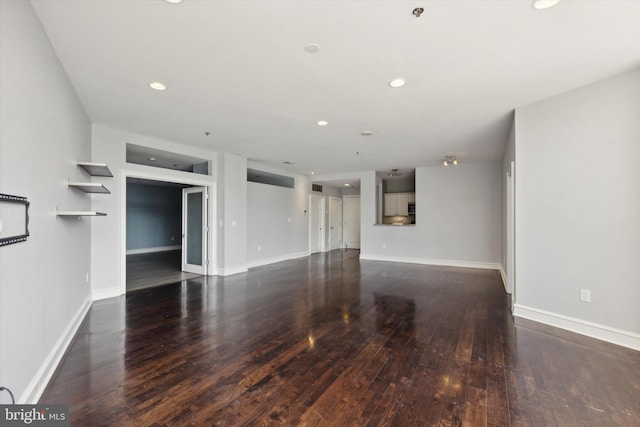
31,0 -> 640,175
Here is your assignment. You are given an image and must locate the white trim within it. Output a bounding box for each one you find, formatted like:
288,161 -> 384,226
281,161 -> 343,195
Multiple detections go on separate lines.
126,245 -> 180,255
359,254 -> 501,271
514,304 -> 640,351
92,287 -> 122,301
20,296 -> 92,404
217,266 -> 248,277
246,251 -> 310,269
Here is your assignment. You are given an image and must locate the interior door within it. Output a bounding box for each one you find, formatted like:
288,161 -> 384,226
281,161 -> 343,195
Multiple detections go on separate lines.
182,187 -> 207,274
329,197 -> 342,250
343,196 -> 360,249
309,195 -> 324,254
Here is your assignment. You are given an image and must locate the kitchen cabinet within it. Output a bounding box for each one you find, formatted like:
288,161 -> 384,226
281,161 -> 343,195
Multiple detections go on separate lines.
384,192 -> 411,216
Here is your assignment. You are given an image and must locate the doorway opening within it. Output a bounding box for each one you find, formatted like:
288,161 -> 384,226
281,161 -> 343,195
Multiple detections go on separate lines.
121,171 -> 214,294
126,178 -> 208,291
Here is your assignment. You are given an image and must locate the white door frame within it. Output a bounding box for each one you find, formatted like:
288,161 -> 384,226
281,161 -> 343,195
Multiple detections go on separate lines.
121,169 -> 216,295
182,186 -> 208,274
328,197 -> 343,250
309,195 -> 325,254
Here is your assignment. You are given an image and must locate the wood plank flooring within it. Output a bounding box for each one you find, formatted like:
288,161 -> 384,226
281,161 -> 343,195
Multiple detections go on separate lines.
127,250 -> 202,292
41,250 -> 640,426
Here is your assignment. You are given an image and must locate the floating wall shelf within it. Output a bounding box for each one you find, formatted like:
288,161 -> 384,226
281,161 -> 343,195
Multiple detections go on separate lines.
68,182 -> 111,194
77,161 -> 113,177
56,210 -> 107,217
59,162 -> 112,217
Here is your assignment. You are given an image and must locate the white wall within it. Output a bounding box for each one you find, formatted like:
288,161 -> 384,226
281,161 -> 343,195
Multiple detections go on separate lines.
247,162 -> 311,267
219,153 -> 247,275
361,162 -> 502,268
514,69 -> 640,348
91,125 -> 218,298
0,1 -> 92,403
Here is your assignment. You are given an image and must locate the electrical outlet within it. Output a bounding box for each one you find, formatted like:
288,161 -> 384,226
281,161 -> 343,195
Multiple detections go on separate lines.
580,289 -> 591,303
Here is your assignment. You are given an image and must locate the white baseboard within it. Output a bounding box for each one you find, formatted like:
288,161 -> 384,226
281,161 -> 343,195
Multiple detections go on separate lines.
217,266 -> 248,277
359,254 -> 501,271
246,251 -> 310,269
92,287 -> 122,301
20,295 -> 92,404
514,304 -> 640,351
126,245 -> 180,255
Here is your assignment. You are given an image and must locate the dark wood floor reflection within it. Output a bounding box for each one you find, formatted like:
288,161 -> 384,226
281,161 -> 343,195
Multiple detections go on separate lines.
126,250 -> 201,292
41,250 -> 640,426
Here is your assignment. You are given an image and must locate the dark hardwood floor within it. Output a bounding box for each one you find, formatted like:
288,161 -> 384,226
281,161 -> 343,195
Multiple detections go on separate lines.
127,250 -> 202,292
41,250 -> 640,426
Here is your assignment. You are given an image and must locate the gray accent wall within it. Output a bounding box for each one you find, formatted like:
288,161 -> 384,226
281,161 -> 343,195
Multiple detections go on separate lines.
514,69 -> 640,337
126,182 -> 182,252
0,1 -> 92,403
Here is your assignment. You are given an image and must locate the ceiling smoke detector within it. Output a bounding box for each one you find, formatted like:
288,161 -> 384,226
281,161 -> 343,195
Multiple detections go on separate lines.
304,44 -> 320,54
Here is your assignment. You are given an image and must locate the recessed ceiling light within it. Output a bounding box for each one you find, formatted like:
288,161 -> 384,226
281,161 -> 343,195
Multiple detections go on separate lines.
317,120 -> 329,126
149,81 -> 166,91
165,0 -> 183,4
310,172 -> 315,175
148,157 -> 156,161
389,78 -> 406,88
532,0 -> 560,10
304,44 -> 320,54
344,183 -> 351,187
361,131 -> 374,136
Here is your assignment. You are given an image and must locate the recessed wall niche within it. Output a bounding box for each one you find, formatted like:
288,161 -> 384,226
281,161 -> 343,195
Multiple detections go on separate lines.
126,143 -> 210,175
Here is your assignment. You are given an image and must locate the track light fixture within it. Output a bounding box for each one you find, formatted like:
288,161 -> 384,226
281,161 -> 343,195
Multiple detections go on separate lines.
443,156 -> 458,166
389,168 -> 402,177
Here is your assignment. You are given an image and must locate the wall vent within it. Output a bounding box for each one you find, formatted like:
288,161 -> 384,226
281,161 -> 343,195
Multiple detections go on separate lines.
312,184 -> 323,193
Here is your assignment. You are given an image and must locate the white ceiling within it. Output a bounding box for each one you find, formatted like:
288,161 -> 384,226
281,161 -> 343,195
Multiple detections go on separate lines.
31,0 -> 640,175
